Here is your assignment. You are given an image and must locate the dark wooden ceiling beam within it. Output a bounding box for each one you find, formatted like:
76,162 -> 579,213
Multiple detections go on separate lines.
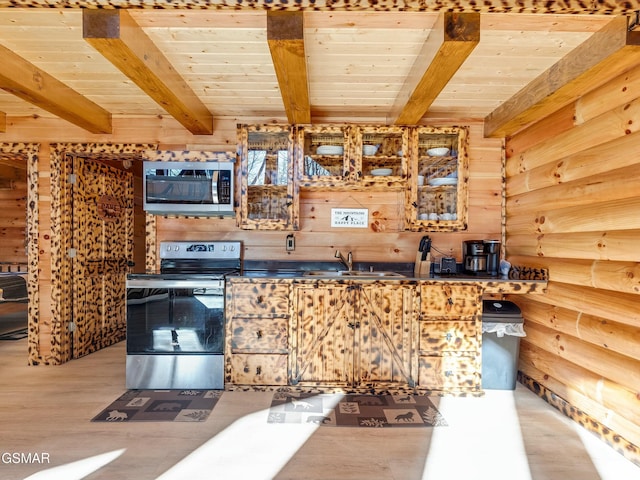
267,11 -> 311,124
0,45 -> 112,134
484,16 -> 640,138
391,12 -> 480,126
83,9 -> 214,135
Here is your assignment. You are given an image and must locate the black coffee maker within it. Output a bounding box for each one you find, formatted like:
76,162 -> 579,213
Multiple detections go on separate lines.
462,240 -> 500,276
483,240 -> 500,276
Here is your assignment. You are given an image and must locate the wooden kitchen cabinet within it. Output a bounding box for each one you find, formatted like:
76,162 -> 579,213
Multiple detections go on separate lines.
237,124 -> 299,230
416,283 -> 482,394
405,126 -> 469,232
297,124 -> 354,186
291,282 -> 417,391
225,279 -> 292,386
297,125 -> 408,189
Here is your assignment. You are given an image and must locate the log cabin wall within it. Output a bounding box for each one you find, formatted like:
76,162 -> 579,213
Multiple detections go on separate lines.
505,63 -> 640,463
0,117 -> 502,363
153,120 -> 504,267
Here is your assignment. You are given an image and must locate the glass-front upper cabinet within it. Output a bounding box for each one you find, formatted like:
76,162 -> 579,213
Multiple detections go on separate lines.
359,126 -> 408,187
297,125 -> 353,186
237,124 -> 298,230
297,125 -> 407,188
405,126 -> 469,232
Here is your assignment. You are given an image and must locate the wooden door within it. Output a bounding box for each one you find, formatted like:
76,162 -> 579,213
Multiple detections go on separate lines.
72,157 -> 133,358
357,284 -> 416,388
293,284 -> 355,386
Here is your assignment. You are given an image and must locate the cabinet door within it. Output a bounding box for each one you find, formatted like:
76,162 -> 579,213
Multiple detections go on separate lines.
297,125 -> 356,186
359,125 -> 408,188
292,284 -> 356,386
357,284 -> 416,387
405,126 -> 469,232
238,124 -> 299,230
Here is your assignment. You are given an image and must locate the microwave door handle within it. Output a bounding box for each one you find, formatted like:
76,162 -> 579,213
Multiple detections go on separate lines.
211,170 -> 219,204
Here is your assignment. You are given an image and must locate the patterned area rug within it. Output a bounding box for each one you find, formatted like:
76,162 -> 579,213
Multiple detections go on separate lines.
267,393 -> 447,428
92,390 -> 222,422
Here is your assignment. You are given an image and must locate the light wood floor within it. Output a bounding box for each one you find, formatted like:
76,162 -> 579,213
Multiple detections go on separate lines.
1,339 -> 638,480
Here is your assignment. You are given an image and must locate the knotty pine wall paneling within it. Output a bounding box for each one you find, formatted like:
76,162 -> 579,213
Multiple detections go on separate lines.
1,118 -> 502,364
505,63 -> 640,464
0,155 -> 27,267
154,121 -> 504,266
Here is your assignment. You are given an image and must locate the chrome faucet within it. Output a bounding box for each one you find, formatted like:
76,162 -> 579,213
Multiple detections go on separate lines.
335,249 -> 353,271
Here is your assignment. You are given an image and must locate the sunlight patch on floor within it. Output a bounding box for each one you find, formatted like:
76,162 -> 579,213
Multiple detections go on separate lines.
156,395 -> 342,480
421,391 -> 533,480
573,421 -> 639,480
23,449 -> 126,480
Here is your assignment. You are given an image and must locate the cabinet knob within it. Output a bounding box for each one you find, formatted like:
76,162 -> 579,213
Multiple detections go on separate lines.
256,330 -> 263,339
445,370 -> 454,377
257,295 -> 265,304
445,332 -> 453,341
256,366 -> 262,375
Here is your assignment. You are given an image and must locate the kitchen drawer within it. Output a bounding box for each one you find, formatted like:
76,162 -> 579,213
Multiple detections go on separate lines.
420,284 -> 482,317
231,317 -> 288,354
231,283 -> 291,317
419,320 -> 478,354
418,354 -> 480,391
228,353 -> 288,385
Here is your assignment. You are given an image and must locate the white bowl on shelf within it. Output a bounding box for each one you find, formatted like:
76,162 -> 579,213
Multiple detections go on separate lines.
427,147 -> 450,157
316,145 -> 343,155
370,168 -> 392,176
363,145 -> 379,155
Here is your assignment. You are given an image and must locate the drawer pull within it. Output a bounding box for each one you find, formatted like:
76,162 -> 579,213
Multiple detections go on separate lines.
257,295 -> 265,304
447,297 -> 454,306
445,370 -> 454,377
445,332 -> 453,341
256,330 -> 263,339
256,366 -> 262,375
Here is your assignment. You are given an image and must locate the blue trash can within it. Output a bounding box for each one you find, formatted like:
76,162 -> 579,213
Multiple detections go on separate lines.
481,300 -> 525,390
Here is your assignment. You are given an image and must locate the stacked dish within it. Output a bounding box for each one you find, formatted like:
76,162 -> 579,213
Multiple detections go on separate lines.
316,145 -> 344,155
428,178 -> 457,186
426,147 -> 450,157
371,168 -> 392,176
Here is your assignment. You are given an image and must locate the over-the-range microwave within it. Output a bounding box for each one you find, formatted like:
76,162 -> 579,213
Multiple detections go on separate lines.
143,160 -> 235,216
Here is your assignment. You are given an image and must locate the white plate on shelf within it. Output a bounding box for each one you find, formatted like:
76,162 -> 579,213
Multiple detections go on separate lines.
316,145 -> 343,155
370,168 -> 392,176
428,178 -> 457,186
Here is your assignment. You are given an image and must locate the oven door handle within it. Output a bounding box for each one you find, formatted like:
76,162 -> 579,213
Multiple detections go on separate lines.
126,279 -> 224,289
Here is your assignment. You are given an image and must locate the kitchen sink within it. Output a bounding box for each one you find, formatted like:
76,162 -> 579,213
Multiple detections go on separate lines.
303,270 -> 405,278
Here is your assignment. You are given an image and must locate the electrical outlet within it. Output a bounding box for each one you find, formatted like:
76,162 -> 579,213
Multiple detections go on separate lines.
286,234 -> 295,251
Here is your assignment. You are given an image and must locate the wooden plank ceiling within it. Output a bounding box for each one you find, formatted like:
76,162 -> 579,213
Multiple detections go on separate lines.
0,7 -> 636,137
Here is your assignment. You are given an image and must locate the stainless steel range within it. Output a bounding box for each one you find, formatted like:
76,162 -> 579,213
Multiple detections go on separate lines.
125,241 -> 242,389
